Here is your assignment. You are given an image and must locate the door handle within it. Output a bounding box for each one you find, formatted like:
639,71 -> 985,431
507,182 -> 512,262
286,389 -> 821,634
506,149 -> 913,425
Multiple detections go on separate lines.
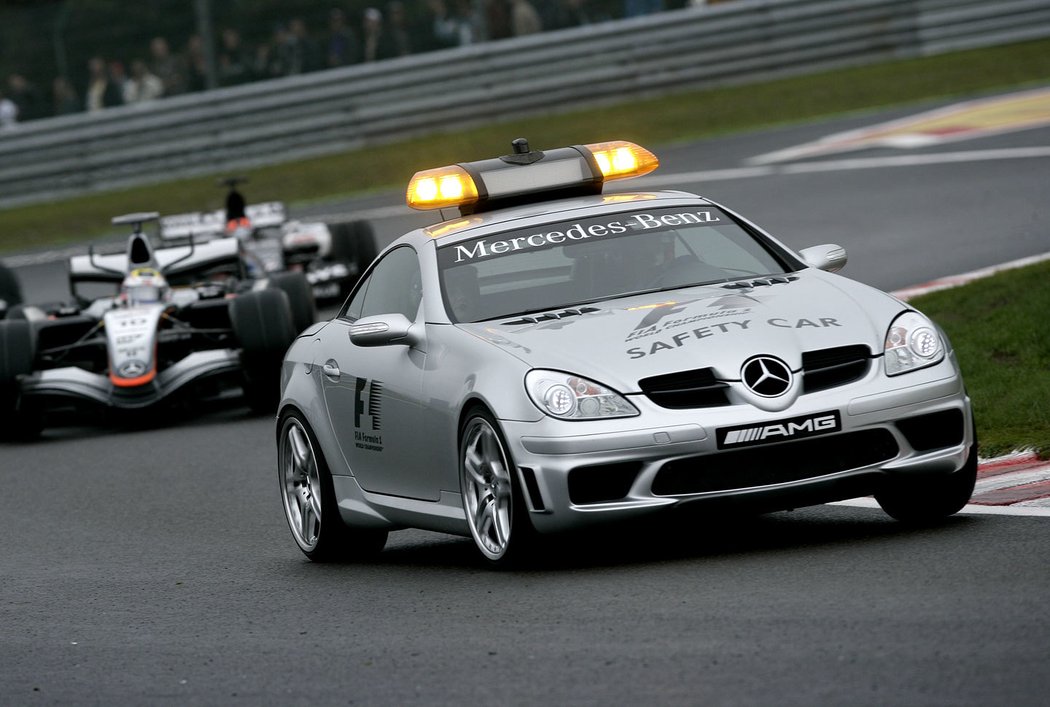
321,360 -> 340,379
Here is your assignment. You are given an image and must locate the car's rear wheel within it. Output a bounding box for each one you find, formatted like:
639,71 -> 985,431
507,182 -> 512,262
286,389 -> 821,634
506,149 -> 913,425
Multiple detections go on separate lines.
0,263 -> 23,319
329,220 -> 377,296
277,410 -> 387,561
875,431 -> 978,523
459,409 -> 535,567
266,271 -> 316,334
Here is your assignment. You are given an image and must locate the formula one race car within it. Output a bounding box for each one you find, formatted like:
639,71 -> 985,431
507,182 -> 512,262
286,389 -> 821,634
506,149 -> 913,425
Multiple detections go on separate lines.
0,213 -> 316,438
158,178 -> 377,302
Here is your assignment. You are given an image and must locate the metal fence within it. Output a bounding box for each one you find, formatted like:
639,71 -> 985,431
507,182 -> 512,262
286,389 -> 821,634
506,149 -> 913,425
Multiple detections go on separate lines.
2,0 -> 1048,208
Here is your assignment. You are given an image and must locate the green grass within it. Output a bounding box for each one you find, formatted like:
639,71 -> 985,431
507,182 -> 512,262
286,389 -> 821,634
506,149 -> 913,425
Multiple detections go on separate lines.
909,260 -> 1050,458
2,37 -> 1050,253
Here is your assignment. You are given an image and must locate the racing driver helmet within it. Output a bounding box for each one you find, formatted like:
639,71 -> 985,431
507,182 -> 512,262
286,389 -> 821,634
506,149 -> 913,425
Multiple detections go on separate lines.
120,267 -> 170,306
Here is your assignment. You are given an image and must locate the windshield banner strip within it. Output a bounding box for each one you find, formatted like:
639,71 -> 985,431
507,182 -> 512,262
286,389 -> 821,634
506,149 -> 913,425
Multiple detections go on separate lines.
437,209 -> 727,267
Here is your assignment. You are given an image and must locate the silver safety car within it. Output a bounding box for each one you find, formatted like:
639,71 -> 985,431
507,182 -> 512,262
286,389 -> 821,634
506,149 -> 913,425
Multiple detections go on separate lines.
275,139 -> 976,566
0,213 -> 315,438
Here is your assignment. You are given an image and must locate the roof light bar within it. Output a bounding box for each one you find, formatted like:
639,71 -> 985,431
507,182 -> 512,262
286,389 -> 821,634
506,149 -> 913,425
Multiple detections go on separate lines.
405,139 -> 659,213
406,165 -> 479,211
583,141 -> 659,181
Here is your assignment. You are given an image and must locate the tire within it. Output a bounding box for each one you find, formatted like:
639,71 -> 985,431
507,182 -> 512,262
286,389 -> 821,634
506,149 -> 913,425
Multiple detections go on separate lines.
459,407 -> 537,567
277,410 -> 387,561
875,429 -> 978,523
230,288 -> 297,413
266,271 -> 316,334
230,288 -> 297,355
0,319 -> 34,380
0,263 -> 23,319
329,220 -> 378,282
0,319 -> 42,439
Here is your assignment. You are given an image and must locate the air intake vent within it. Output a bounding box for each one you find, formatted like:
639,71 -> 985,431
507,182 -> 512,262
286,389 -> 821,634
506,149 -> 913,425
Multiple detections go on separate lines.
802,345 -> 872,393
639,367 -> 730,409
652,429 -> 898,496
568,462 -> 643,505
501,307 -> 600,325
722,276 -> 799,290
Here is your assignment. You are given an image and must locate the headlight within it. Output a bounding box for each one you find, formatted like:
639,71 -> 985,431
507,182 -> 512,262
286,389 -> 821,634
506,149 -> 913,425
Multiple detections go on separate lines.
884,311 -> 944,376
525,370 -> 638,420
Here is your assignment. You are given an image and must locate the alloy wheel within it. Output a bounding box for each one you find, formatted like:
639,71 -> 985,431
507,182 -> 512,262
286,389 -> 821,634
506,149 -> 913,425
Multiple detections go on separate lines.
461,416 -> 514,561
280,417 -> 323,552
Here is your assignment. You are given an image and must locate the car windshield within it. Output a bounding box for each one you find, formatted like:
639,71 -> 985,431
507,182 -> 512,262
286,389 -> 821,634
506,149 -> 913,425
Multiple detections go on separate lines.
438,206 -> 793,322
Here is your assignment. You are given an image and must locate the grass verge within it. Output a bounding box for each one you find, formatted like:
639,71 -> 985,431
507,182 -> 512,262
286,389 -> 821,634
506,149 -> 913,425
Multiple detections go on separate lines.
2,38 -> 1050,254
909,260 -> 1050,458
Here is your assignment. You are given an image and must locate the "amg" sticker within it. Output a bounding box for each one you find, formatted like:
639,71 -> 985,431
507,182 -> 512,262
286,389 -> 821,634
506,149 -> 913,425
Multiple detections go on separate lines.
717,410 -> 841,449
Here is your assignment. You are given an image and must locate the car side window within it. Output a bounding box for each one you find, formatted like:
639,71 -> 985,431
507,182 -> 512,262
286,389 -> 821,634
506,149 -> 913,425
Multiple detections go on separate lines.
343,274 -> 369,321
348,246 -> 422,322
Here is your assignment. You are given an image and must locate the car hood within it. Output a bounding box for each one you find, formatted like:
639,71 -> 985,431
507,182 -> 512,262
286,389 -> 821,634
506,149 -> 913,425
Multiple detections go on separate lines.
455,271 -> 907,393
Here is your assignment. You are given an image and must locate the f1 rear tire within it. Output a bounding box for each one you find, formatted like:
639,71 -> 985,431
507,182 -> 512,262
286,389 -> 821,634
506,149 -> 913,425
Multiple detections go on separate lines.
266,271 -> 316,334
329,220 -> 377,295
0,263 -> 23,319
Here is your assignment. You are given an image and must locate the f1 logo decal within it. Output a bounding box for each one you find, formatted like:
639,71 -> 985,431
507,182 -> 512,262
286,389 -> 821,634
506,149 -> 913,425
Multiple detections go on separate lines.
632,300 -> 695,331
354,377 -> 383,431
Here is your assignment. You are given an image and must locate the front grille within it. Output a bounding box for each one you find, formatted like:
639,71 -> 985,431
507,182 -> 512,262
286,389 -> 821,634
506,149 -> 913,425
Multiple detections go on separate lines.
651,429 -> 898,496
639,345 -> 872,409
801,345 -> 872,393
639,367 -> 730,409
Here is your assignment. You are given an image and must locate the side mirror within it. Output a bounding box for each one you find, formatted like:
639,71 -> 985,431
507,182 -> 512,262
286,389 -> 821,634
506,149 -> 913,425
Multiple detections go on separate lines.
799,244 -> 847,273
349,313 -> 422,347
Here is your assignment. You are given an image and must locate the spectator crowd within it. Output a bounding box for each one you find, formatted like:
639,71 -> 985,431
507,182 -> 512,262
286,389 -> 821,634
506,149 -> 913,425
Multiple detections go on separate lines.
0,0 -> 709,129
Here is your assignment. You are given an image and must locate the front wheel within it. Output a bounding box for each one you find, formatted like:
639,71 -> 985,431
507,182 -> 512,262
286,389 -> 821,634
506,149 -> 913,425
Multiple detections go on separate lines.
277,411 -> 387,561
875,434 -> 978,523
460,409 -> 535,567
230,288 -> 297,413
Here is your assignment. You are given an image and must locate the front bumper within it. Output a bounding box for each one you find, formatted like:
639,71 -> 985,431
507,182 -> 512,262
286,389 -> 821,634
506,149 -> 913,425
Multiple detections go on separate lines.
500,356 -> 973,533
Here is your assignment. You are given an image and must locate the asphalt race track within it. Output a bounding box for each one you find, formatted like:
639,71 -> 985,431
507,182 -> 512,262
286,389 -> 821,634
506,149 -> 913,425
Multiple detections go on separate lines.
2,92 -> 1049,705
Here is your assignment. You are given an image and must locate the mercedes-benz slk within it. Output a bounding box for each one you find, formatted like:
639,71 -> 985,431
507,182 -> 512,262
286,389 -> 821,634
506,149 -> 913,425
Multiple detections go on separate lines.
275,139 -> 976,566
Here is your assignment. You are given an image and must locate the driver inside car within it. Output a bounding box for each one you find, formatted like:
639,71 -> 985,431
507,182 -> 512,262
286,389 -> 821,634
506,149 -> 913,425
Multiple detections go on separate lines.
120,267 -> 171,307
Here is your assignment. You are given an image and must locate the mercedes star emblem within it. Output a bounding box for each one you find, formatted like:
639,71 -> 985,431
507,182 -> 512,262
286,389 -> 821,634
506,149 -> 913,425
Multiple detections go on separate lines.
741,355 -> 793,397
